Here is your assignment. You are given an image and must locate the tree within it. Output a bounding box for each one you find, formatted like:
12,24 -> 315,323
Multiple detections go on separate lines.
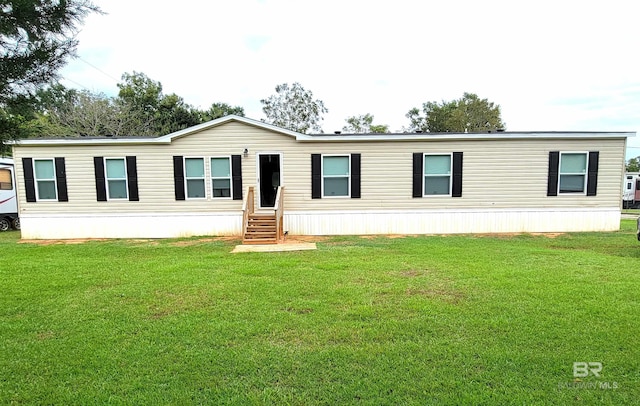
261,82 -> 328,133
406,93 -> 505,133
37,87 -> 132,136
627,157 -> 640,172
27,76 -> 247,138
0,0 -> 101,152
342,113 -> 388,133
117,71 -> 201,135
0,0 -> 101,99
199,102 -> 244,122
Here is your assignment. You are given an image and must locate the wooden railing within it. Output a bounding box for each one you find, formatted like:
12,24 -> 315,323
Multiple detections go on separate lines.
274,186 -> 285,242
242,186 -> 255,237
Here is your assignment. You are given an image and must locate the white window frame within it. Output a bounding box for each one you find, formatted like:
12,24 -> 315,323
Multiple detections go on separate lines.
210,156 -> 232,199
184,157 -> 207,199
33,158 -> 57,201
558,151 -> 588,195
423,153 -> 452,197
104,157 -> 128,200
322,154 -> 351,198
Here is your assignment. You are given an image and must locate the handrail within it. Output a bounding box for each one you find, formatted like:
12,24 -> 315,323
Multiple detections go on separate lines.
242,186 -> 254,238
274,186 -> 285,242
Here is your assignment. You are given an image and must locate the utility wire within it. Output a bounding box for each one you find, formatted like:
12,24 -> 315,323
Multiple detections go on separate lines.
76,56 -> 120,83
60,76 -> 91,91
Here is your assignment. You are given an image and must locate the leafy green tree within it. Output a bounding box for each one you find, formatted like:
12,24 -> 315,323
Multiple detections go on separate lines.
626,157 -> 640,172
0,0 -> 101,153
261,82 -> 328,133
199,102 -> 244,122
342,113 -> 389,134
406,92 -> 505,133
116,71 -> 200,135
28,76 -> 247,138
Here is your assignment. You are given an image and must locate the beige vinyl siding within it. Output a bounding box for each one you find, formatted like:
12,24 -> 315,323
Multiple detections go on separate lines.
13,121 -> 625,216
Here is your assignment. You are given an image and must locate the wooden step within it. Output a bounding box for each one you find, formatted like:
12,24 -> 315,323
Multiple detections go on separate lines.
248,214 -> 276,219
247,221 -> 275,226
243,212 -> 278,244
242,238 -> 277,245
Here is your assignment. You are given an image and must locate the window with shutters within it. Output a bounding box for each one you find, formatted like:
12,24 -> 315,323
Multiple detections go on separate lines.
0,168 -> 12,190
322,155 -> 350,197
211,157 -> 232,198
184,157 -> 206,199
34,159 -> 57,200
559,152 -> 587,194
105,158 -> 128,199
424,154 -> 452,196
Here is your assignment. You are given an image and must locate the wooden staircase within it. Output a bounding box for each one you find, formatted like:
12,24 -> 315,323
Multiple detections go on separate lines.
242,186 -> 285,245
243,213 -> 277,244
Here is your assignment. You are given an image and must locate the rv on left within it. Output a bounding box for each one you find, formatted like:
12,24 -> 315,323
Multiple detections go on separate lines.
0,157 -> 19,231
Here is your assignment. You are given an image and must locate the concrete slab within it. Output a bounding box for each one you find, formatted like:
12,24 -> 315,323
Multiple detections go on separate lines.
231,242 -> 317,253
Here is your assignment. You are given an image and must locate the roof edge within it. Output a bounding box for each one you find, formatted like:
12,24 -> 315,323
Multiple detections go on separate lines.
6,115 -> 635,146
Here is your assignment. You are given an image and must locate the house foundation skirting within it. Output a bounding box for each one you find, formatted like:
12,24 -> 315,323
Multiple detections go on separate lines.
19,212 -> 243,239
18,208 -> 620,239
284,208 -> 621,235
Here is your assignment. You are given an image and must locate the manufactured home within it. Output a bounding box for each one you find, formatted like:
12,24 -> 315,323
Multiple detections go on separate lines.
0,157 -> 19,231
9,115 -> 632,240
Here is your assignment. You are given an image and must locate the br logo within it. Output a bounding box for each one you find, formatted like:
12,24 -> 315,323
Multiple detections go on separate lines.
573,362 -> 602,378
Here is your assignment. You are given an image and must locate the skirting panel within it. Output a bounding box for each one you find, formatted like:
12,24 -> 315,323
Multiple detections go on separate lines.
283,209 -> 621,235
18,208 -> 621,239
19,212 -> 243,239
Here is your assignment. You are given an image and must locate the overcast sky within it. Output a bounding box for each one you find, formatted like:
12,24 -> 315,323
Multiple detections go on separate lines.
60,0 -> 640,154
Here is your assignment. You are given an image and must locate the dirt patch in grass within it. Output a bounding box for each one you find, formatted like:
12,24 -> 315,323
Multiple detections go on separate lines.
169,236 -> 239,246
360,234 -> 416,240
36,331 -> 55,340
19,238 -> 108,245
282,307 -> 314,314
473,232 -> 566,239
405,287 -> 465,304
285,235 -> 330,243
397,269 -> 428,277
529,232 -> 565,238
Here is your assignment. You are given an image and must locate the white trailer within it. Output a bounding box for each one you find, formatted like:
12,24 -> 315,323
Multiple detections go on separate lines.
0,157 -> 19,231
622,172 -> 640,209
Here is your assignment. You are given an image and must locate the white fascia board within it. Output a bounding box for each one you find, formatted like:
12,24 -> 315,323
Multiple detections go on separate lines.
9,137 -> 167,146
296,131 -> 635,142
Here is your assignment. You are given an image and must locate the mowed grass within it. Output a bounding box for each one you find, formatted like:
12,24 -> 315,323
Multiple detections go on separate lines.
1,224 -> 639,405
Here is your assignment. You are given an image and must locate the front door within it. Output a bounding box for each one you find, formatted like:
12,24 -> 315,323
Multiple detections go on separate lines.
258,154 -> 281,208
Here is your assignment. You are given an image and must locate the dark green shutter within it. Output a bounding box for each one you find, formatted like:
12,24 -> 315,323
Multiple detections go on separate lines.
586,151 -> 599,196
547,151 -> 559,196
452,152 -> 463,197
173,156 -> 185,201
412,153 -> 423,198
93,157 -> 107,202
231,155 -> 242,200
54,157 -> 68,202
311,154 -> 321,199
22,158 -> 36,202
351,153 -> 361,198
126,156 -> 139,201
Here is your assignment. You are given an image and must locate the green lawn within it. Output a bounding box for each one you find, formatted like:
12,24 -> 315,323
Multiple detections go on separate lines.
1,223 -> 639,405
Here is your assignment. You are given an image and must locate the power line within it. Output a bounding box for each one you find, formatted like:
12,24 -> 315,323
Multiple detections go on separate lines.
61,76 -> 90,91
76,56 -> 120,82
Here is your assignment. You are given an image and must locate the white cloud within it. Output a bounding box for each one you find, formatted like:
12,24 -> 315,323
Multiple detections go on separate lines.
61,0 -> 640,152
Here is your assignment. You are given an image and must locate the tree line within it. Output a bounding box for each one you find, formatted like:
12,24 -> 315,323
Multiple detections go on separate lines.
0,0 -> 507,156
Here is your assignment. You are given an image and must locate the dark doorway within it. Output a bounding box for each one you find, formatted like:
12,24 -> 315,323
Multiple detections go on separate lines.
259,154 -> 281,207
